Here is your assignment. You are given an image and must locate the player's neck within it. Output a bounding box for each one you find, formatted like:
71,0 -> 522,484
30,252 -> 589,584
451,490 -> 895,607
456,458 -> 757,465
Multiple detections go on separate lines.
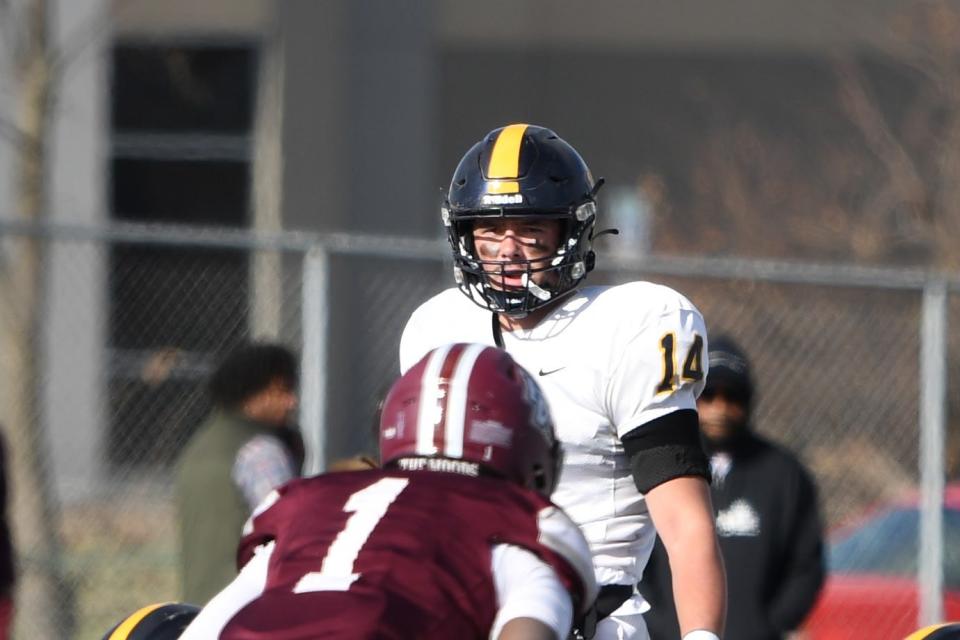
498,303 -> 554,333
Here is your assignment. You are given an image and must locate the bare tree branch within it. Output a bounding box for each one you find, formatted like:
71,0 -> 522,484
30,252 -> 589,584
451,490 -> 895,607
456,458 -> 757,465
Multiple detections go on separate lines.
0,116 -> 30,150
932,112 -> 960,248
3,0 -> 75,635
833,56 -> 928,217
0,0 -> 21,71
885,2 -> 960,103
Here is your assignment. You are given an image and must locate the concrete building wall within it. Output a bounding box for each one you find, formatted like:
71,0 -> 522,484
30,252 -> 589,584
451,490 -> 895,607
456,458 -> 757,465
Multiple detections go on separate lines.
95,0 -> 915,467
109,0 -> 908,242
437,0 -> 903,51
114,0 -> 902,51
114,0 -> 269,36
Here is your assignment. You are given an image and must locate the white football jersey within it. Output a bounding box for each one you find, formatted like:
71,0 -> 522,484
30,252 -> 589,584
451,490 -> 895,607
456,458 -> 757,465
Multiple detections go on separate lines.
400,282 -> 709,588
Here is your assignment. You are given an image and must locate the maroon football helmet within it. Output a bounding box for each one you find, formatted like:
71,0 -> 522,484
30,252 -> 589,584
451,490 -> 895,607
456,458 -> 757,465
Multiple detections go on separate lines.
380,343 -> 562,496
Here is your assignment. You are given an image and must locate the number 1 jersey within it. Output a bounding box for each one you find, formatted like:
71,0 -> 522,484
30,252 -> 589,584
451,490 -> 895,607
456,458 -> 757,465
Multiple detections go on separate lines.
216,469 -> 595,639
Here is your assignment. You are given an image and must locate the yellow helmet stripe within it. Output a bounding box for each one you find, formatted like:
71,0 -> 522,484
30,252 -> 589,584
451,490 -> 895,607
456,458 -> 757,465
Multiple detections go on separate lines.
486,123 -> 529,194
107,602 -> 167,640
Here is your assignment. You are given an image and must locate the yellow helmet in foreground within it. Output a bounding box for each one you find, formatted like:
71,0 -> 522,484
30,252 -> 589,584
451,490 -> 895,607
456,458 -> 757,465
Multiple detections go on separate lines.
905,623 -> 960,640
102,602 -> 200,640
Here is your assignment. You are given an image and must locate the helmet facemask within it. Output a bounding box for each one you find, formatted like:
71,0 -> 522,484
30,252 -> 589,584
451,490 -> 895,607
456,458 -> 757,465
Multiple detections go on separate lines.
444,201 -> 597,317
443,124 -> 606,315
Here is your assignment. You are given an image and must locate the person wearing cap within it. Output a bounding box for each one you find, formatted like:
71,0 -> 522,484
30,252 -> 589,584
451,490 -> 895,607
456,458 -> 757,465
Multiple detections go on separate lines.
639,335 -> 825,640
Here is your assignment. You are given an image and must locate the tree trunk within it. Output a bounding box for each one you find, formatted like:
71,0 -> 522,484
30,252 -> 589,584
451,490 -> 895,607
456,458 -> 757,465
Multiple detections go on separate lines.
0,0 -> 74,636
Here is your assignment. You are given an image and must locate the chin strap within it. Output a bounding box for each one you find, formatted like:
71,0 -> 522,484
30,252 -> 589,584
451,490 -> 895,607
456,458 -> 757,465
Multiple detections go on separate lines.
591,227 -> 619,240
590,176 -> 606,199
491,313 -> 505,349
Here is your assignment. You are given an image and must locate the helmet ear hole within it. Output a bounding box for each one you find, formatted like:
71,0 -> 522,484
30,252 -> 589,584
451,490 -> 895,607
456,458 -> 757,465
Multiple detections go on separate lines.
532,464 -> 549,492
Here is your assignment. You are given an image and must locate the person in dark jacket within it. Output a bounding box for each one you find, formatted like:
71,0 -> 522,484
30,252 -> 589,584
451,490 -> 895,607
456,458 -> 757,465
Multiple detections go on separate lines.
639,335 -> 825,640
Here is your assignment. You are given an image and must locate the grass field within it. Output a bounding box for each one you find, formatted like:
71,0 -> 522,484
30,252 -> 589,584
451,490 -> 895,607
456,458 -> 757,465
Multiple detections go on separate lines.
15,486 -> 179,640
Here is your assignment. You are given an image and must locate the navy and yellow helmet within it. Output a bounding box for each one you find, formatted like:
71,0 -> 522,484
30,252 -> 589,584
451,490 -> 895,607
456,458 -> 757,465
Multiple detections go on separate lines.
102,602 -> 200,640
905,623 -> 960,639
443,123 -> 604,317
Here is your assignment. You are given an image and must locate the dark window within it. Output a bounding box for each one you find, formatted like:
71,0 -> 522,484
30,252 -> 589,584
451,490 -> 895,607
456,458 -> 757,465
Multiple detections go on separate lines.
107,42 -> 257,470
112,158 -> 249,225
112,45 -> 255,133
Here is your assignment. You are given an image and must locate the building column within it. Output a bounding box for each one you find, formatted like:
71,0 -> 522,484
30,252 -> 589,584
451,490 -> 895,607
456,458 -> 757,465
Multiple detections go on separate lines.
45,0 -> 110,499
277,0 -> 438,463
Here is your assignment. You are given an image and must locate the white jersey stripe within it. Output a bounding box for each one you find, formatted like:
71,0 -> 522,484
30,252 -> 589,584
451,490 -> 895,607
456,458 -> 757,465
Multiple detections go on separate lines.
443,343 -> 486,458
416,343 -> 453,455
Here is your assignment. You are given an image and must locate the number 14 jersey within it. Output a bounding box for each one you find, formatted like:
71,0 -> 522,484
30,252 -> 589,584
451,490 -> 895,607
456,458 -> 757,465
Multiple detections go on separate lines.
400,282 -> 709,588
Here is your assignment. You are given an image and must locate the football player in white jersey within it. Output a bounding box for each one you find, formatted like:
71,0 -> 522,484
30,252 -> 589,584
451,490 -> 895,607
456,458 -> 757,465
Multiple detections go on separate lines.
400,124 -> 726,640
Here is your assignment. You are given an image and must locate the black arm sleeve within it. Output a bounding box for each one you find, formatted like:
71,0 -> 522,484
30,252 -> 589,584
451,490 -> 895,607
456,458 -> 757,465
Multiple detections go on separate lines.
621,409 -> 710,494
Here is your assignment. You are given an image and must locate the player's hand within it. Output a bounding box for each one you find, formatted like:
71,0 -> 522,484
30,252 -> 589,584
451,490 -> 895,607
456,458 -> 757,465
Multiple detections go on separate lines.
328,455 -> 378,471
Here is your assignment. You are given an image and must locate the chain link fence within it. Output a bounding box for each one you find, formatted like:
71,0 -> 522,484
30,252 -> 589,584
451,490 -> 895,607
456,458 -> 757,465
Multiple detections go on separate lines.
0,220 -> 957,638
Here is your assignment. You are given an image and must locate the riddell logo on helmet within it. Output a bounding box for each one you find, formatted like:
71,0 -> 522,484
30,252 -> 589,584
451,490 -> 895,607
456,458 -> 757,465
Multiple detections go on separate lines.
481,193 -> 524,205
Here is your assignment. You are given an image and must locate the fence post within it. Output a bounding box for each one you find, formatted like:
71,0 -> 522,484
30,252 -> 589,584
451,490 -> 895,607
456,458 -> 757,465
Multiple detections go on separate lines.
919,278 -> 947,626
301,246 -> 329,475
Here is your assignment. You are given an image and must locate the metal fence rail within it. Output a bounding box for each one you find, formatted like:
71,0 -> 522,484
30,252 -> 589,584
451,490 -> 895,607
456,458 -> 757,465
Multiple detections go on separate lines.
0,219 -> 956,638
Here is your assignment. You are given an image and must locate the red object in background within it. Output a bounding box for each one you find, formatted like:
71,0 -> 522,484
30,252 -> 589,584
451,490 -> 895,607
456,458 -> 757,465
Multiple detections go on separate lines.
804,576 -> 960,640
0,597 -> 11,640
802,484 -> 960,640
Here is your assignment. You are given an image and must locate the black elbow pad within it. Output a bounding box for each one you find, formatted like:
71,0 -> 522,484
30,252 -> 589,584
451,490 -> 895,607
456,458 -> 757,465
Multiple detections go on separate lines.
621,409 -> 709,494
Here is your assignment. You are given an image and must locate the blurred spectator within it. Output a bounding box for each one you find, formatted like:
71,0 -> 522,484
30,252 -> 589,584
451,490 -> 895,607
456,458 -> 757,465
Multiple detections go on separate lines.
639,335 -> 825,640
175,342 -> 303,605
0,430 -> 14,640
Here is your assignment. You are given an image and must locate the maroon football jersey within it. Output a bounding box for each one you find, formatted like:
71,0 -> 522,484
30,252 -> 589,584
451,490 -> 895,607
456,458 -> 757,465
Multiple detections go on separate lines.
221,469 -> 590,639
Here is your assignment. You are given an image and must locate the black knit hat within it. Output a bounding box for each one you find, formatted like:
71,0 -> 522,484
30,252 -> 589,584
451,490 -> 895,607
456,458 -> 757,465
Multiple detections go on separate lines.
703,334 -> 754,406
